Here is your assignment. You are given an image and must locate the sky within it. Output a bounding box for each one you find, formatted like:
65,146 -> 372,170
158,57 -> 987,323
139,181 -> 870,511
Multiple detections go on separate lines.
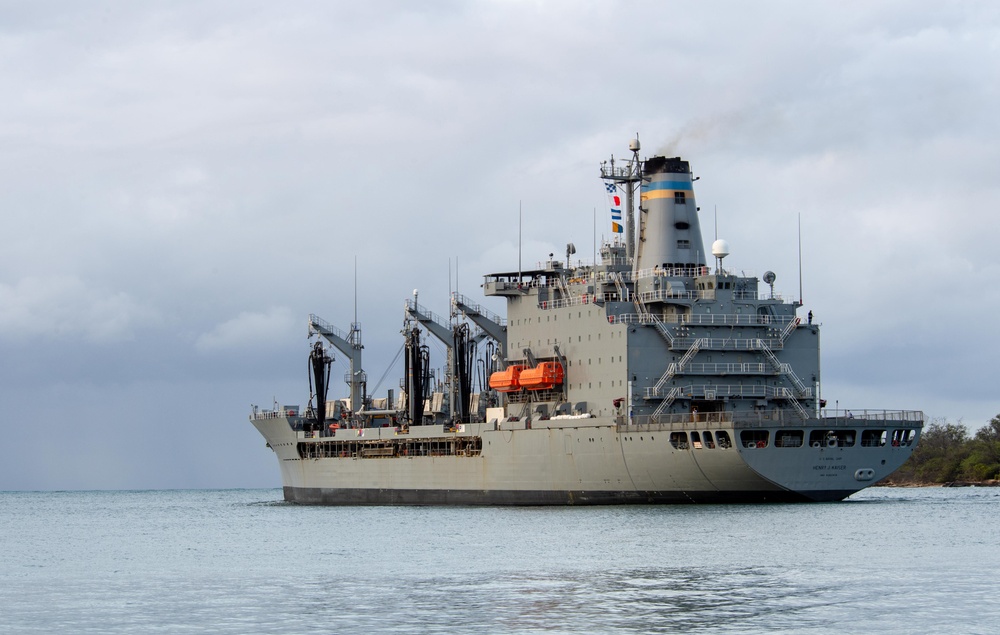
3,0 -> 1000,490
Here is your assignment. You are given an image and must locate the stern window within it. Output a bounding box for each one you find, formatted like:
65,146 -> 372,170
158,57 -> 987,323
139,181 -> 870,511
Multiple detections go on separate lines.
715,431 -> 732,449
691,431 -> 702,448
891,429 -> 916,446
669,432 -> 689,449
740,430 -> 769,449
809,430 -> 855,448
861,430 -> 887,447
775,430 -> 804,448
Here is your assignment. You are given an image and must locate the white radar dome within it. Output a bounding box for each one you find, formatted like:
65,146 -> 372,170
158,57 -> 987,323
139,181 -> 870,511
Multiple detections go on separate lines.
711,239 -> 730,259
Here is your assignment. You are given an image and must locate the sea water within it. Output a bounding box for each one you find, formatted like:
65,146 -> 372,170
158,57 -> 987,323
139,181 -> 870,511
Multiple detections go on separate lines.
1,487 -> 997,634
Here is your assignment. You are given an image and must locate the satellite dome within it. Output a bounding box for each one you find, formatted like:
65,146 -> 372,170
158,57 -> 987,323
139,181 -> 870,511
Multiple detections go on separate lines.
711,239 -> 730,259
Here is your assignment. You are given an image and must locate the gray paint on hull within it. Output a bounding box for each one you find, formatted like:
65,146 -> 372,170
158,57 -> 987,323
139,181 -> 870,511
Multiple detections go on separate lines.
255,416 -> 884,504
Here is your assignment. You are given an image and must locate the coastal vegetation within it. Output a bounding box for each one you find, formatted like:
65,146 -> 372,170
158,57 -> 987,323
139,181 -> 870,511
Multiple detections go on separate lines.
883,415 -> 1000,485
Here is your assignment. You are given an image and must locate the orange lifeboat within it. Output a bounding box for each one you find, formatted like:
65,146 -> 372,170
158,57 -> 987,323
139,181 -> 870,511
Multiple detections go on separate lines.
489,365 -> 525,392
518,362 -> 565,391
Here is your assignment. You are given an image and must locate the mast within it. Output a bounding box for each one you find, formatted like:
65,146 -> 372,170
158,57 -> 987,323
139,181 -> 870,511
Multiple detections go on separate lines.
449,261 -> 455,422
599,136 -> 643,263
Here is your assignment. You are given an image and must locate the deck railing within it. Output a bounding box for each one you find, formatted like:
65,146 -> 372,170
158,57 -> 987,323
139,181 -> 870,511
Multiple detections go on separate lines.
621,409 -> 924,430
607,312 -> 797,327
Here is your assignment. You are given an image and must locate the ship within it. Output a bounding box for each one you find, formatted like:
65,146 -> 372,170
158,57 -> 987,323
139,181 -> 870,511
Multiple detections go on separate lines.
250,138 -> 924,504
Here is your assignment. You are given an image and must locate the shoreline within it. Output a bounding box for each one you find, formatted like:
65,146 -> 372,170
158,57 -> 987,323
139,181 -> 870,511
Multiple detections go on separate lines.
877,480 -> 1000,488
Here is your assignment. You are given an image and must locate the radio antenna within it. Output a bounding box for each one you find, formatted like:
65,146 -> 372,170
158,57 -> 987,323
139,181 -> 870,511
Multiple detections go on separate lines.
798,213 -> 803,305
518,201 -> 522,280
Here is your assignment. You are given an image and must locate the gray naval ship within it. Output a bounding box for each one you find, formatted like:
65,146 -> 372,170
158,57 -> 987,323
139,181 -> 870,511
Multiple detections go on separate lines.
251,139 -> 923,504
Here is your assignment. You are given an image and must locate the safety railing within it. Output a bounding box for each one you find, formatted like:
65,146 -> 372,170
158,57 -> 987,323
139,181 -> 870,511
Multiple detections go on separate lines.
644,383 -> 813,401
452,292 -> 507,326
538,294 -> 597,310
309,314 -> 359,345
621,409 -> 924,429
404,299 -> 451,329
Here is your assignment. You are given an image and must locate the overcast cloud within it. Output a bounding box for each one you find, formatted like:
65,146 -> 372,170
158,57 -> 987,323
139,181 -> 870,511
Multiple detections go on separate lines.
3,1 -> 999,490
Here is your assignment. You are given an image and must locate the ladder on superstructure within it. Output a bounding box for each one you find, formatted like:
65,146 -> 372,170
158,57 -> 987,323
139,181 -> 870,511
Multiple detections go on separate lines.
630,278 -> 675,348
648,315 -> 810,419
651,338 -> 706,417
752,338 -> 810,419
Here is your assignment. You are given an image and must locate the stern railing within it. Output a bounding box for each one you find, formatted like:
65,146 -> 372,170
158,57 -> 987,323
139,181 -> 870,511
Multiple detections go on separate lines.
621,409 -> 924,431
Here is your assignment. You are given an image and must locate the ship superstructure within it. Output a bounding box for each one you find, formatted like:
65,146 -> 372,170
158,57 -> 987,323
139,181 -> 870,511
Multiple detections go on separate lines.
250,139 -> 923,504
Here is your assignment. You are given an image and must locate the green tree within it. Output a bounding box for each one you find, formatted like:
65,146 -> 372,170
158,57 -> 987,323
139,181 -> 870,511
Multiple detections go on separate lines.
959,415 -> 1000,481
974,414 -> 1000,444
890,419 -> 970,484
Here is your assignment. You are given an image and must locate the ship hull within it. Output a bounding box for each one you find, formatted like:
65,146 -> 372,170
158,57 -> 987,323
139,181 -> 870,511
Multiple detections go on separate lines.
252,414 -> 918,505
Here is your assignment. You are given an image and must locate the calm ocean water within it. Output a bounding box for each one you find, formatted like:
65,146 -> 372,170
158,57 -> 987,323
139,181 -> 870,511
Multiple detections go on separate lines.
1,487 -> 997,634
